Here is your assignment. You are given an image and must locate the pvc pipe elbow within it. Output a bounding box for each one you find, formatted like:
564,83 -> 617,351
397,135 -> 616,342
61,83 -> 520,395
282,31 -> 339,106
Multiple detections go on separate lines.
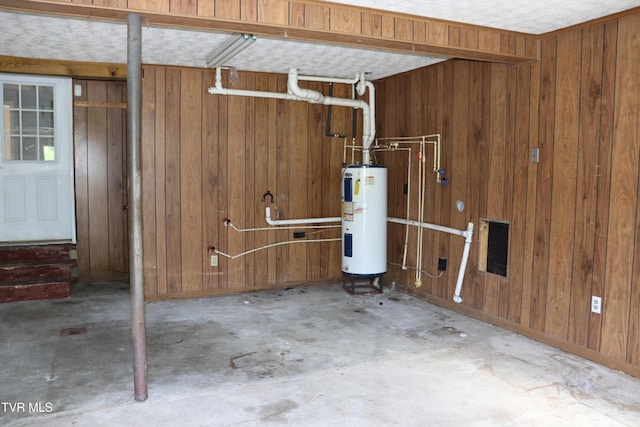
453,295 -> 463,304
265,206 -> 276,225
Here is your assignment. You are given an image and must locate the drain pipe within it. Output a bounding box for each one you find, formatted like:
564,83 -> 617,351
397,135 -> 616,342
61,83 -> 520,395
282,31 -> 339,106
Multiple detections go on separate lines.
388,217 -> 474,304
287,69 -> 375,164
265,207 -> 340,226
208,67 -> 298,101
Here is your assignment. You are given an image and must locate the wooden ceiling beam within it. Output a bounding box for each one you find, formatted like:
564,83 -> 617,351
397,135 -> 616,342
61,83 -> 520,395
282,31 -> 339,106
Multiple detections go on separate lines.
1,0 -> 539,65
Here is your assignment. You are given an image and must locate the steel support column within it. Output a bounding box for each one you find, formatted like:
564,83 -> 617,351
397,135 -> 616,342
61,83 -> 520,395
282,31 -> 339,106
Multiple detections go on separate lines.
127,12 -> 148,402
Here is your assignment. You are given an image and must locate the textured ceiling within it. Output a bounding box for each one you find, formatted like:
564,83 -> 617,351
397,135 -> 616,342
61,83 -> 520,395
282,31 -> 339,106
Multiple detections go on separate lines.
1,1 -> 639,80
325,0 -> 640,34
0,11 -> 443,80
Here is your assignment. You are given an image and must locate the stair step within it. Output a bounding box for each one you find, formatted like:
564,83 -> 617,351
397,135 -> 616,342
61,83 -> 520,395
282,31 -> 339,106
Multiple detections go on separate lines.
0,244 -> 76,265
0,281 -> 70,303
0,263 -> 73,284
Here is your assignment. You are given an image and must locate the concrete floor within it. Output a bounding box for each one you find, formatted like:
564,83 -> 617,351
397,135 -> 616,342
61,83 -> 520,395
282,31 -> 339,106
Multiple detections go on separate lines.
1,283 -> 639,426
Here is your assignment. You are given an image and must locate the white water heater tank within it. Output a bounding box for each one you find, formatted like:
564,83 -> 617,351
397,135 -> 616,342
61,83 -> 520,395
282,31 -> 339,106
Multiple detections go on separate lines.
341,165 -> 387,277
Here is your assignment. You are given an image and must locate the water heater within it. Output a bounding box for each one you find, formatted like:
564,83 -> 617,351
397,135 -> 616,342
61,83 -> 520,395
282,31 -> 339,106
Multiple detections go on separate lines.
341,165 -> 387,278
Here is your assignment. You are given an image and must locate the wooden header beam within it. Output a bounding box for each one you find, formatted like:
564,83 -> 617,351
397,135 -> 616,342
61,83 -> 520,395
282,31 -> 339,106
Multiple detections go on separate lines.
1,0 -> 539,66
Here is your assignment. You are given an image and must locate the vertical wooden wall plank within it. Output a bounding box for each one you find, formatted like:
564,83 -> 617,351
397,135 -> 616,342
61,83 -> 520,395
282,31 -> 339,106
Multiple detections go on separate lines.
305,4 -> 330,30
394,17 -> 413,41
483,64 -> 507,316
179,69 -> 204,293
215,0 -> 240,19
258,0 -> 288,25
241,0 -> 257,21
568,25 -> 604,346
589,21 -> 617,352
307,81 -> 324,280
73,81 -> 90,280
529,36 -> 556,332
508,62 -> 532,324
244,74 -> 256,287
154,68 -> 168,295
164,68 -> 182,294
227,73 -> 247,288
201,69 -> 220,291
216,71 -> 229,287
450,61 -> 470,299
601,14 -> 640,360
544,29 -> 581,340
275,75 -> 290,283
253,74 -> 269,286
464,61 -> 483,306
266,75 -> 278,285
128,0 -> 169,12
330,6 -> 361,34
86,81 -> 110,278
141,68 -> 158,296
170,0 -> 197,15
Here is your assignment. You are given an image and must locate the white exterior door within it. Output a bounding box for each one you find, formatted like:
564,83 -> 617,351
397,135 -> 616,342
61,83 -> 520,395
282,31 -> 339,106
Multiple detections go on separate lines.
0,74 -> 75,244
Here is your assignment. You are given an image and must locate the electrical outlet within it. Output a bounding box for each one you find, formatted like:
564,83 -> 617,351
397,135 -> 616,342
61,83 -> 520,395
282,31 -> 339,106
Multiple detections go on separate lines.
591,296 -> 602,314
438,257 -> 447,272
210,254 -> 218,267
293,231 -> 306,238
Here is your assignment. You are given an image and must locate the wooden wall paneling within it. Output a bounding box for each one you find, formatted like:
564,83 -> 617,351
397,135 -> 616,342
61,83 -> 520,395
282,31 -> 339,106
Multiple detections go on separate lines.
197,0 -> 214,16
141,68 -> 158,296
288,81 -> 309,282
429,66 -> 444,297
427,22 -> 448,45
473,62 -> 492,312
601,14 -> 640,360
170,0 -> 196,15
500,65 -> 516,321
244,73 -> 257,287
92,0 -> 127,9
215,71 -> 230,288
460,28 -> 479,50
306,81 -> 324,280
381,15 -> 394,39
414,20 -> 427,44
628,14 -> 640,366
305,3 -> 330,30
327,83 -> 347,279
568,25 -> 605,346
106,82 -> 128,275
330,6 -> 361,34
227,73 -> 248,289
289,2 -> 305,27
479,30 -> 501,53
438,61 -> 454,300
544,29 -> 582,340
164,68 -> 183,294
153,67 -> 169,295
266,75 -> 278,286
402,70 -> 422,291
241,0 -> 257,21
73,81 -> 90,280
201,69 -> 219,290
86,81 -> 110,278
463,61 -> 484,306
521,58 -> 541,328
253,74 -> 270,286
448,26 -> 459,47
450,61 -> 470,300
394,17 -> 413,42
588,21 -> 617,351
482,64 -> 507,316
128,0 -> 169,12
258,0 -> 288,25
275,75 -> 290,283
214,0 -> 239,19
507,62 -> 532,324
179,69 -> 204,292
529,36 -> 557,332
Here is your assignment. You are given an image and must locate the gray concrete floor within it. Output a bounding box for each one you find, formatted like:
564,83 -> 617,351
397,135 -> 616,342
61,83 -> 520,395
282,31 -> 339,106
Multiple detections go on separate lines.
1,282 -> 639,426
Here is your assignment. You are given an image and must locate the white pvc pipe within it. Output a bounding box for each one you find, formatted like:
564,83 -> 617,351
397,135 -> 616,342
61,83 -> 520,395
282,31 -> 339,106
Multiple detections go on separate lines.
388,217 -> 474,304
208,67 -> 297,100
297,73 -> 360,85
265,206 -> 340,226
453,224 -> 474,303
287,68 -> 375,164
